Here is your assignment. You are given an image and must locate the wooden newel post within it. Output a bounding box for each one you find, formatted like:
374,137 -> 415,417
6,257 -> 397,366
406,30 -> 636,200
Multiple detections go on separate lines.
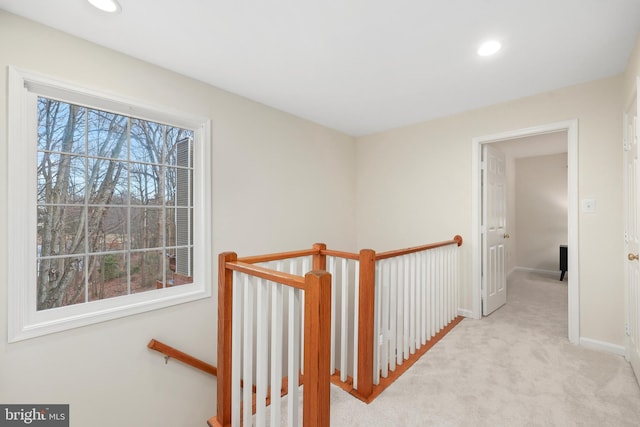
356,248 -> 376,400
303,270 -> 332,427
213,252 -> 237,427
312,243 -> 327,271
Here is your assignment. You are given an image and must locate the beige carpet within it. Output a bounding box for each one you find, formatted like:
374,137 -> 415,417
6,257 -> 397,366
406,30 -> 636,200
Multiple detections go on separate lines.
329,269 -> 640,426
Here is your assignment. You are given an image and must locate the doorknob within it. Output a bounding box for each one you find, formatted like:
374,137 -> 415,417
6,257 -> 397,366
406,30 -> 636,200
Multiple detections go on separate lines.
629,253 -> 639,261
503,233 -> 510,239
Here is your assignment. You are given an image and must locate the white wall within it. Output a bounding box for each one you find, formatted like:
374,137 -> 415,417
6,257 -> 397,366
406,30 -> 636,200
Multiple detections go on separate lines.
624,33 -> 640,108
0,12 -> 356,427
515,153 -> 568,272
356,75 -> 624,346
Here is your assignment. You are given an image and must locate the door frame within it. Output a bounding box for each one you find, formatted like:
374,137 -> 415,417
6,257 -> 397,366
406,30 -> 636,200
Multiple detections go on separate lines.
470,119 -> 579,344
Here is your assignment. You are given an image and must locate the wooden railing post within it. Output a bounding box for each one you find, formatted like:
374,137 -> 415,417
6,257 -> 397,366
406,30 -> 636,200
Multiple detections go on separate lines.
356,248 -> 376,400
312,243 -> 327,270
303,270 -> 332,427
213,252 -> 237,427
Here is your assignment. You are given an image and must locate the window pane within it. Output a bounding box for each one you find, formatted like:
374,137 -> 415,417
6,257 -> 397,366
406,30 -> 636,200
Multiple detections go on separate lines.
38,205 -> 86,255
88,253 -> 128,301
38,98 -> 86,155
37,153 -> 86,204
87,158 -> 128,204
29,94 -> 204,318
130,207 -> 163,250
130,119 -> 164,164
165,167 -> 176,205
130,162 -> 162,205
165,208 -> 176,247
130,250 -> 163,292
87,206 -> 128,253
87,109 -> 128,160
37,256 -> 85,310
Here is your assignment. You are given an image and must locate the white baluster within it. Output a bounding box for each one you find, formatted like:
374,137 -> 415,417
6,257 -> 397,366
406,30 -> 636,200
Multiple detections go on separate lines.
415,251 -> 422,350
436,248 -> 445,331
395,258 -> 403,366
231,272 -> 242,427
409,253 -> 416,355
340,257 -> 349,382
328,256 -> 337,375
300,257 -> 310,375
287,268 -> 300,427
373,260 -> 381,385
429,250 -> 435,339
420,251 -> 427,346
380,259 -> 390,378
242,274 -> 254,426
352,259 -> 360,390
255,278 -> 268,426
454,245 -> 459,318
270,276 -> 283,426
451,246 -> 456,321
402,256 -> 410,360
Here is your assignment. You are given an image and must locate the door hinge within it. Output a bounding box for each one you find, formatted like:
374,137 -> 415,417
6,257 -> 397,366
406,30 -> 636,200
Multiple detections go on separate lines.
625,322 -> 630,336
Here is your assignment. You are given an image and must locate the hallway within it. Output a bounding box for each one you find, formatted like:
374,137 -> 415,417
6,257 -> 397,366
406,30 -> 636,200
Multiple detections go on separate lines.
328,270 -> 640,426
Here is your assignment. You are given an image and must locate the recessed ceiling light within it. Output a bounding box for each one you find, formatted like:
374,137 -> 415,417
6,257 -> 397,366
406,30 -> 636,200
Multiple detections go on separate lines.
478,40 -> 502,57
88,0 -> 122,13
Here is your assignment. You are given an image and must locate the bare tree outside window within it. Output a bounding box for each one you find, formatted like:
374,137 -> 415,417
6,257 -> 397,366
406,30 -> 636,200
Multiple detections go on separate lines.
36,97 -> 194,311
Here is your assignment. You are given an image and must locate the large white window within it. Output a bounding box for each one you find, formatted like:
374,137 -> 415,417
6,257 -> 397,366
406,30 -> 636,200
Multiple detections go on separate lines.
8,67 -> 212,342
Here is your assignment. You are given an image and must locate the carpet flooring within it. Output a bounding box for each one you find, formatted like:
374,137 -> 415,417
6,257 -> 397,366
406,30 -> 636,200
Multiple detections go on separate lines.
329,269 -> 640,426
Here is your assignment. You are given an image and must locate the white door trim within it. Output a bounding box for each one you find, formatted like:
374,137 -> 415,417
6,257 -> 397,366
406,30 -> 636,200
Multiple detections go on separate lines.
471,120 -> 579,344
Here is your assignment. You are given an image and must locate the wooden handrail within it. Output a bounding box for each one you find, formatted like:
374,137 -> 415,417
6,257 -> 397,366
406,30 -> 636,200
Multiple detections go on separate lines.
226,261 -> 306,289
211,235 -> 464,424
212,254 -> 332,427
320,248 -> 360,260
229,235 -> 462,267
375,235 -> 463,260
147,339 -> 217,376
238,248 -> 319,264
352,235 -> 463,401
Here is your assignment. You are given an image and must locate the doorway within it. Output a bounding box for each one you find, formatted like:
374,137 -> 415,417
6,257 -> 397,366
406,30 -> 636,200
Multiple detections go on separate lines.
471,120 -> 579,344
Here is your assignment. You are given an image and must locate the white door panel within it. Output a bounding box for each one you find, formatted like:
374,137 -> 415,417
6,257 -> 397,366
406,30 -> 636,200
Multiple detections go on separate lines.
483,145 -> 507,315
624,87 -> 640,380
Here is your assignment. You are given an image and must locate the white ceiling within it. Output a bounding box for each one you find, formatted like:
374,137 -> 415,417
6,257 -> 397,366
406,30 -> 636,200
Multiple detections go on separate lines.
1,0 -> 639,136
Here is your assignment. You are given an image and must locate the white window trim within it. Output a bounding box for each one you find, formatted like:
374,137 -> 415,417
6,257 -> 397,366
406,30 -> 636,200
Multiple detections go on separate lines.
7,66 -> 212,342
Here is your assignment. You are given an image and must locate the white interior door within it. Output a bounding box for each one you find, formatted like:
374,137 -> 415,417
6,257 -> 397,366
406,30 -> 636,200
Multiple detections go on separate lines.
482,144 -> 508,315
624,86 -> 640,379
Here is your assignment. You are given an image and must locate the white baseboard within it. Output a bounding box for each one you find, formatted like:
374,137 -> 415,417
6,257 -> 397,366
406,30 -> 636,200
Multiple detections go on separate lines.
579,337 -> 626,356
458,308 -> 474,318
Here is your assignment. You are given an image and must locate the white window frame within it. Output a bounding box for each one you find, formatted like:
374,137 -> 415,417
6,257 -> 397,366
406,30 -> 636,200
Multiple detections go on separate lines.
7,66 -> 212,342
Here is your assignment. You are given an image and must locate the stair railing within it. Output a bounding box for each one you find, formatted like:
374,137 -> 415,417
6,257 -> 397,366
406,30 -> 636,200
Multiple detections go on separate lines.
209,235 -> 463,425
210,252 -> 331,427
